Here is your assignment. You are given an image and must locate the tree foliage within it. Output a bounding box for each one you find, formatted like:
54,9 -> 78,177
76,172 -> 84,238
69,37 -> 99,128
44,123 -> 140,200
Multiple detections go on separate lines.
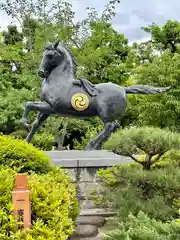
143,20 -> 180,53
2,25 -> 23,45
77,21 -> 131,85
131,52 -> 180,130
105,211 -> 180,240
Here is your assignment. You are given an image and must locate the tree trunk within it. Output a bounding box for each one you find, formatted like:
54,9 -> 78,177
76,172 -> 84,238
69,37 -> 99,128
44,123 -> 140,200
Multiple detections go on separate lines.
56,119 -> 68,150
142,154 -> 152,170
142,161 -> 152,170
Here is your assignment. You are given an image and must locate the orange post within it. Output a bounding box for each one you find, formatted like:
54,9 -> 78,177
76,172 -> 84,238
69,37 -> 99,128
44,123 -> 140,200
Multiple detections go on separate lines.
12,173 -> 31,229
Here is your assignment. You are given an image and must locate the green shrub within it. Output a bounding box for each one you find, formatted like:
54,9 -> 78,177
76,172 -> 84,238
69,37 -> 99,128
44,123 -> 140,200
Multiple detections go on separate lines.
32,132 -> 55,151
0,135 -> 53,173
0,167 -> 79,240
10,130 -> 55,151
74,124 -> 103,150
172,197 -> 180,216
105,211 -> 180,240
104,126 -> 180,169
93,164 -> 180,221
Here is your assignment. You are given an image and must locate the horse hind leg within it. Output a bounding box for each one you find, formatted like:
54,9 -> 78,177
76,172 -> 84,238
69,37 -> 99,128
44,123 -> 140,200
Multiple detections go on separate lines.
113,121 -> 121,131
84,122 -> 120,150
93,121 -> 120,150
84,123 -> 112,150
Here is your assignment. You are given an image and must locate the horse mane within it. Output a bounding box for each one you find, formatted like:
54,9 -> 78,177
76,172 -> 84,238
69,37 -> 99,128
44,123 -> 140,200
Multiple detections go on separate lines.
59,42 -> 77,77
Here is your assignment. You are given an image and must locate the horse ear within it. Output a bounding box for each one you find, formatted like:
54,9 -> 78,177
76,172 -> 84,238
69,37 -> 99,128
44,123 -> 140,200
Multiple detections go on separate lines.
54,40 -> 60,49
46,42 -> 52,49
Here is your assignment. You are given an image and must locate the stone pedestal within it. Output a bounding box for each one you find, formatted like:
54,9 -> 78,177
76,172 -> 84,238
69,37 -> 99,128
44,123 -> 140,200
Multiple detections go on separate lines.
12,173 -> 31,229
45,150 -> 127,239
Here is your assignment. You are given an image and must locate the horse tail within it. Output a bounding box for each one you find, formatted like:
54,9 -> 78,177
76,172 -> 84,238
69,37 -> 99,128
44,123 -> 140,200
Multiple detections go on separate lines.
124,85 -> 171,94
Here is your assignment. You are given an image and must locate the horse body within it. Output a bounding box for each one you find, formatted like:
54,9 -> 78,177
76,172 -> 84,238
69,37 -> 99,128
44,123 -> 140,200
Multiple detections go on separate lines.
41,72 -> 127,120
20,40 -> 170,150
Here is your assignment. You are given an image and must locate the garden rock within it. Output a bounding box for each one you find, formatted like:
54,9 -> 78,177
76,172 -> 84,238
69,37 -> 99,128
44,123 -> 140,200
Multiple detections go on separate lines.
74,224 -> 99,238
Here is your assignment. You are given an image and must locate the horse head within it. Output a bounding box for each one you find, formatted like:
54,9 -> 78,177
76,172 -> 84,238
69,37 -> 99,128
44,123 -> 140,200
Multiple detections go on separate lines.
38,40 -> 77,79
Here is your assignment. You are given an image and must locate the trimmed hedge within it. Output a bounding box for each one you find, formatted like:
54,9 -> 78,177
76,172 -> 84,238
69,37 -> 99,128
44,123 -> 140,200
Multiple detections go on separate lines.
0,135 -> 52,173
0,167 -> 79,240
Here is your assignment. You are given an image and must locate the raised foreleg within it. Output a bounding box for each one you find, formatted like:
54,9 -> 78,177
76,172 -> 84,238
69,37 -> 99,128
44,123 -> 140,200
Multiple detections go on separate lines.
25,113 -> 50,143
20,101 -> 54,131
20,101 -> 55,143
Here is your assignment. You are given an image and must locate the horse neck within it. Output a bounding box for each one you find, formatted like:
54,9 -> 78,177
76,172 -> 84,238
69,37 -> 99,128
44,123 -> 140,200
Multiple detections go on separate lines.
48,63 -> 74,85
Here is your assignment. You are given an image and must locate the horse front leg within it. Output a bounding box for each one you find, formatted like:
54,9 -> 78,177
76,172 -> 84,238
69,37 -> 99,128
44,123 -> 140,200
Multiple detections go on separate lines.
26,113 -> 50,143
20,101 -> 54,131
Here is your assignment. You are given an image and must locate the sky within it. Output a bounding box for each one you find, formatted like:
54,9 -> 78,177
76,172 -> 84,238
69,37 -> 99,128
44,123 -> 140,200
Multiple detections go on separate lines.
1,0 -> 180,43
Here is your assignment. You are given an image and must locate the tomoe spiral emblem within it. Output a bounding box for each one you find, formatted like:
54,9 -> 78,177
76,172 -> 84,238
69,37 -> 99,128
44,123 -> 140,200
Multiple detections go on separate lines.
71,93 -> 89,111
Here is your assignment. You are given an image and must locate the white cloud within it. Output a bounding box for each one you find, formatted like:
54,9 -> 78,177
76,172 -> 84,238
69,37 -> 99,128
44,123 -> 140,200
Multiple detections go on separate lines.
0,10 -> 13,30
1,0 -> 180,42
112,0 -> 180,42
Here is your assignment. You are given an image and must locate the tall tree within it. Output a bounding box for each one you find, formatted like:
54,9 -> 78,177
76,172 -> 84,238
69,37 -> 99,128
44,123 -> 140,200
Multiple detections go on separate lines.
143,20 -> 180,53
130,51 -> 180,130
2,25 -> 23,45
76,21 -> 130,85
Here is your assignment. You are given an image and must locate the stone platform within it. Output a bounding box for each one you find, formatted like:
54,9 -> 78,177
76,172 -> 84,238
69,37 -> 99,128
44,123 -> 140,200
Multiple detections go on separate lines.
45,150 -> 133,167
45,150 -> 134,239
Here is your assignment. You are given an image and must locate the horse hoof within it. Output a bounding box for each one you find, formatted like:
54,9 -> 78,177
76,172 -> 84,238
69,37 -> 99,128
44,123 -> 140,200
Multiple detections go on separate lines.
83,147 -> 92,151
84,145 -> 94,151
84,140 -> 98,150
92,145 -> 102,150
114,122 -> 121,130
20,118 -> 31,132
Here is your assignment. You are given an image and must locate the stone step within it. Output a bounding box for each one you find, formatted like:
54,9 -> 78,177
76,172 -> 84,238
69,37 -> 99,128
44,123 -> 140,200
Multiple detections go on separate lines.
80,208 -> 116,217
77,216 -> 105,228
70,224 -> 115,240
70,236 -> 103,240
70,209 -> 117,239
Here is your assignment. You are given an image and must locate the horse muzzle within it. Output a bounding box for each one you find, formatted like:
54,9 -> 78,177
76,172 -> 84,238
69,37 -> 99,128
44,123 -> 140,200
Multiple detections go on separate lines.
38,69 -> 45,77
38,69 -> 49,78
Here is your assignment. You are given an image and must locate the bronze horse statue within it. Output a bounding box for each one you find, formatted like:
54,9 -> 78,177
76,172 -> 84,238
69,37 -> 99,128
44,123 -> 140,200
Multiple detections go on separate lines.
20,40 -> 170,150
